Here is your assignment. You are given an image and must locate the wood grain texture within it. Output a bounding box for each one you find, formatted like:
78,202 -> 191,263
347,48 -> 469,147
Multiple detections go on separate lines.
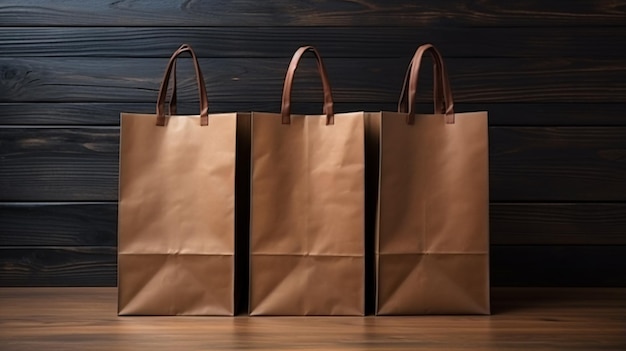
490,127 -> 626,201
3,103 -> 625,126
473,103 -> 626,126
1,0 -> 625,26
0,287 -> 624,351
0,246 -> 623,287
2,127 -> 624,202
490,204 -> 626,245
1,58 -> 626,103
1,27 -> 625,58
0,128 -> 119,201
491,246 -> 626,287
0,247 -> 116,287
0,203 -> 117,246
0,103 -> 152,126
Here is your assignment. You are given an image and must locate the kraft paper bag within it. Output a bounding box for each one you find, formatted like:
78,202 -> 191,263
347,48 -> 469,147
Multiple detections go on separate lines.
370,44 -> 490,315
118,44 -> 250,315
249,46 -> 365,316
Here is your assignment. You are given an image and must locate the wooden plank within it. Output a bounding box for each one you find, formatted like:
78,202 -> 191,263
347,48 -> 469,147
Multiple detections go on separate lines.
0,103 -> 150,126
0,247 -> 116,287
2,127 -> 625,201
490,204 -> 626,245
490,127 -> 626,202
1,58 -> 625,103
0,128 -> 119,201
471,103 -> 626,126
491,246 -> 626,287
0,57 -> 403,103
3,103 -> 625,126
1,27 -> 625,58
2,203 -> 624,247
1,246 -> 623,287
0,288 -> 625,351
1,0 -> 625,27
0,203 -> 117,246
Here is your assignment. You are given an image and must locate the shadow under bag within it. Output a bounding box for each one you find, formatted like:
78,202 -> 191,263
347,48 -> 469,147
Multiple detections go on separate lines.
368,44 -> 490,315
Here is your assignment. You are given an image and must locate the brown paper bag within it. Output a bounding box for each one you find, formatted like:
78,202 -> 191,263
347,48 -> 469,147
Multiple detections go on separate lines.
370,44 -> 490,315
117,44 -> 250,315
249,46 -> 365,316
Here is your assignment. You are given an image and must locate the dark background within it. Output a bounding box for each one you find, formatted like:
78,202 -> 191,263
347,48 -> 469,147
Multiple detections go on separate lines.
1,0 -> 625,287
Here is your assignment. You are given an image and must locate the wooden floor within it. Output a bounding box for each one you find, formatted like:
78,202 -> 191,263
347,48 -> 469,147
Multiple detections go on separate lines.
0,288 -> 624,350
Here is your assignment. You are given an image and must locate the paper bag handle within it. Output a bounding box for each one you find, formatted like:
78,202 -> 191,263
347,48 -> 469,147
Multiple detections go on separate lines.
398,44 -> 455,124
165,61 -> 188,115
397,54 -> 445,117
281,46 -> 334,125
167,60 -> 178,116
156,44 -> 209,126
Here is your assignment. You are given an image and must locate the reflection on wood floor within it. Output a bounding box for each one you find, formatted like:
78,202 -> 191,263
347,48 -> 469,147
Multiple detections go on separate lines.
0,288 -> 624,350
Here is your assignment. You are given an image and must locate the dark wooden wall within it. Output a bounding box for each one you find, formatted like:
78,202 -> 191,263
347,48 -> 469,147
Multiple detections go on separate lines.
1,1 -> 625,287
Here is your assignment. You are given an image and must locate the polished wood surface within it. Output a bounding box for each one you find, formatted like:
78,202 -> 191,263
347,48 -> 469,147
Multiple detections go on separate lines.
0,288 -> 624,350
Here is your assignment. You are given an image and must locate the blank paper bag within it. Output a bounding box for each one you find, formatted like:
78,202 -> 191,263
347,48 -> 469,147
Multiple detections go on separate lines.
249,46 -> 365,316
118,44 -> 250,316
